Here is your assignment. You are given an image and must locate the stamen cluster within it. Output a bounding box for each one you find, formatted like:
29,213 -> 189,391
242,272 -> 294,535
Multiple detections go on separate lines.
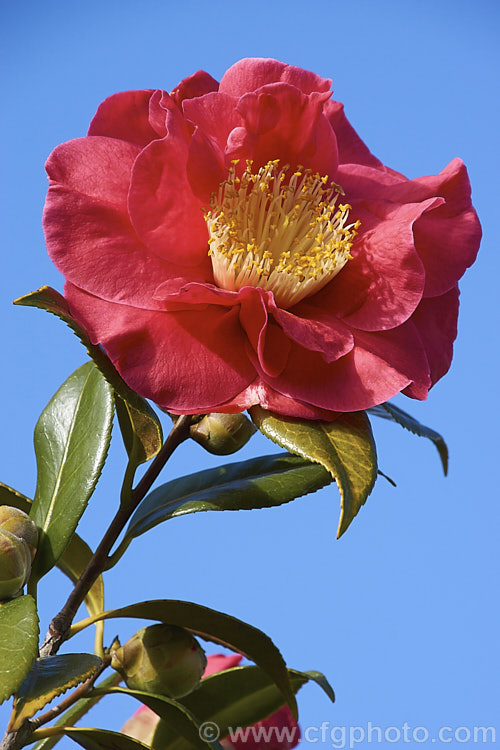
205,160 -> 360,308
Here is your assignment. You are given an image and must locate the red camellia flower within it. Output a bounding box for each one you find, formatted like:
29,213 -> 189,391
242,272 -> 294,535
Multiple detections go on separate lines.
44,58 -> 481,419
121,653 -> 300,749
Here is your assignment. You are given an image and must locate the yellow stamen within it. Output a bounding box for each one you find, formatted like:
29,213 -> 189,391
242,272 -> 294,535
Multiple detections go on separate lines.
204,160 -> 359,309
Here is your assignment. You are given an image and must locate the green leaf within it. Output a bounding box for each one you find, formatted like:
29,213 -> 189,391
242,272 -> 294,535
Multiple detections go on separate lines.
30,362 -> 114,581
56,535 -> 104,620
10,653 -> 102,730
91,687 -> 223,750
250,408 -> 378,537
32,673 -> 121,750
0,485 -> 104,621
108,453 -> 331,568
0,483 -> 32,512
116,397 -> 163,508
15,286 -> 162,454
38,728 -> 152,750
116,398 -> 163,467
69,600 -> 297,718
155,666 -> 334,750
301,669 -> 336,703
368,402 -> 448,475
0,596 -> 39,704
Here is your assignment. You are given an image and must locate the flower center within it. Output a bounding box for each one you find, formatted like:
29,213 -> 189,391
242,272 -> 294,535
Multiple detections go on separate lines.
205,159 -> 360,309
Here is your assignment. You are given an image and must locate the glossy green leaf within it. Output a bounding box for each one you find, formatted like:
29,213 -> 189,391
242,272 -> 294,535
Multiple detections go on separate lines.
32,673 -> 121,750
301,669 -> 336,703
0,484 -> 104,621
116,397 -> 163,508
116,397 -> 163,467
69,600 -> 297,718
91,686 -> 222,750
0,596 -> 39,704
30,362 -> 114,581
250,407 -> 378,537
368,402 -> 448,475
108,453 -> 331,568
10,653 -> 102,730
37,728 -> 152,750
155,666 -> 334,750
15,287 -> 162,454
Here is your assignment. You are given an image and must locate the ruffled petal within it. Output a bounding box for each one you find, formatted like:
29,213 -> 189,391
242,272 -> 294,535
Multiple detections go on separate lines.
65,283 -> 256,412
171,70 -> 219,107
220,58 -> 332,97
213,379 -> 340,420
44,137 -> 173,308
88,90 -> 157,146
154,280 -> 236,308
238,288 -> 291,377
272,303 -> 354,363
155,282 -> 291,378
336,162 -> 406,195
227,83 -> 338,176
353,321 -> 431,399
266,343 -> 412,412
313,199 -> 439,331
339,159 -> 481,296
325,100 -> 384,169
183,92 -> 241,148
186,127 -> 227,204
183,93 -> 243,201
405,286 -> 460,388
147,89 -> 175,138
128,111 -> 209,266
408,160 -> 481,296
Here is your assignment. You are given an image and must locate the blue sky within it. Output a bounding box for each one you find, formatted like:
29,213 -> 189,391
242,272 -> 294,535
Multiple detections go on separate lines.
1,0 -> 499,746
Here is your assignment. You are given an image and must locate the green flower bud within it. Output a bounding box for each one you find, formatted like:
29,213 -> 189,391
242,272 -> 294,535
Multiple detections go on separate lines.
0,528 -> 31,600
111,624 -> 207,698
0,506 -> 39,562
190,413 -> 257,455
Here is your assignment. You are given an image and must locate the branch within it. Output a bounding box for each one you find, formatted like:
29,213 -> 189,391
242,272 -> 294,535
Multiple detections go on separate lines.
39,414 -> 193,657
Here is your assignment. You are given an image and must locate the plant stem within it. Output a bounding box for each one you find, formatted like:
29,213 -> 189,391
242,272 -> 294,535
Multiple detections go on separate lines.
39,414 -> 193,658
28,673 -> 122,750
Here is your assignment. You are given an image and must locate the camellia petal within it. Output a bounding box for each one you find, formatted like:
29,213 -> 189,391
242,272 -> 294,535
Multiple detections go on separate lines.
43,58 -> 480,418
324,100 -> 384,170
44,137 -> 175,309
128,119 -> 209,266
269,344 -> 413,413
88,89 -> 158,146
219,57 -> 331,97
315,199 -> 438,331
338,159 -> 481,295
405,287 -> 460,388
170,69 -> 219,107
65,283 -> 256,411
230,83 -> 338,176
408,159 -> 481,296
272,304 -> 354,364
183,92 -> 242,151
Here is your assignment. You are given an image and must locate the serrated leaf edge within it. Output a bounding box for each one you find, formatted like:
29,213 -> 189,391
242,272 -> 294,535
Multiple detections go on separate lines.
10,656 -> 103,730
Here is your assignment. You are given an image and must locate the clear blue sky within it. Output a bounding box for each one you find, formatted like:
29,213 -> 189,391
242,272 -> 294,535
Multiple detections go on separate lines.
1,0 -> 498,746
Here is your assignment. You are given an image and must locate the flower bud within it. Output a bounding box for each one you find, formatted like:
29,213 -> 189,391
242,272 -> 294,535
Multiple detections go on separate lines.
0,506 -> 39,562
189,413 -> 257,455
111,624 -> 207,698
0,528 -> 31,600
